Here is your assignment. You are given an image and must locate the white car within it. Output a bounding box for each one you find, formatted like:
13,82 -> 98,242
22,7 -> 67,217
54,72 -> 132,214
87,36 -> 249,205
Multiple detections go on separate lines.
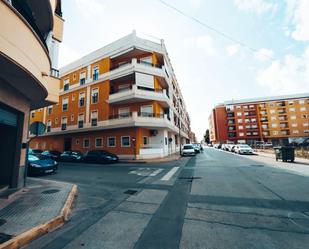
181,144 -> 196,156
235,144 -> 254,155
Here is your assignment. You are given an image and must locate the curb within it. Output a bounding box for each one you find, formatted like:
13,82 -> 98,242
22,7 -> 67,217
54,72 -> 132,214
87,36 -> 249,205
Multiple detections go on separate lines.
0,184 -> 78,249
120,155 -> 182,164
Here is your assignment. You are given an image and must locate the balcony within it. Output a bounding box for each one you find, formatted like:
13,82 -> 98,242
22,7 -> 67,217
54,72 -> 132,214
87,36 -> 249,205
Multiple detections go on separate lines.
109,85 -> 170,106
104,58 -> 170,86
0,1 -> 59,108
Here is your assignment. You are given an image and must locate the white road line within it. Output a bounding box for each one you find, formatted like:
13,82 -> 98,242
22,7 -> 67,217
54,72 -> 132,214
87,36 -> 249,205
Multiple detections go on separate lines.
160,167 -> 179,181
149,169 -> 164,176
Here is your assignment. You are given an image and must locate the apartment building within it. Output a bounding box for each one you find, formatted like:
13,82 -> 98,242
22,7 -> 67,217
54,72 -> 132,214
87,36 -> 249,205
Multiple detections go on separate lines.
30,32 -> 191,159
0,0 -> 64,188
209,93 -> 309,145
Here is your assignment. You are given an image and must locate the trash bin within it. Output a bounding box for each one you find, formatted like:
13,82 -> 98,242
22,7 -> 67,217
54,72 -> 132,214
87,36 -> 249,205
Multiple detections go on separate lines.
274,146 -> 295,162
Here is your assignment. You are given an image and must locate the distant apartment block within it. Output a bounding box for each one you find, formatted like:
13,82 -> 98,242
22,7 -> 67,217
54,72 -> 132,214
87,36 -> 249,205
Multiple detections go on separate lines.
0,0 -> 64,188
30,32 -> 192,159
209,93 -> 309,145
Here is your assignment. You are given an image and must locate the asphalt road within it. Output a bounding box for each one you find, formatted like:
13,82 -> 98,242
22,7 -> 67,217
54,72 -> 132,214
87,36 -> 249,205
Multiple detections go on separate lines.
26,148 -> 309,249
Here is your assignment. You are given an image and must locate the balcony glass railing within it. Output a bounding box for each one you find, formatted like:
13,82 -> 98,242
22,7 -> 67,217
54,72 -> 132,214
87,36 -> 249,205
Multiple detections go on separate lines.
109,113 -> 132,120
138,112 -> 164,118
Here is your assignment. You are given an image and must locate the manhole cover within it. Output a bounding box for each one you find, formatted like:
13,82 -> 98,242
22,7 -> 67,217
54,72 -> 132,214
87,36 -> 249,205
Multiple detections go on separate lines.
0,219 -> 6,226
41,189 -> 60,194
124,190 -> 138,195
0,233 -> 12,244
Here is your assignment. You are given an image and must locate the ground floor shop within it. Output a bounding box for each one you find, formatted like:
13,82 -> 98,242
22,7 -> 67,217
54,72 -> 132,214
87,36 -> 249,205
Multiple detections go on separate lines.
30,127 -> 189,159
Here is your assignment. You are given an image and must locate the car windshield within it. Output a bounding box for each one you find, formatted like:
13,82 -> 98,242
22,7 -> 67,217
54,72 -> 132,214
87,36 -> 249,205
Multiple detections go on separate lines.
183,145 -> 193,149
239,145 -> 250,148
28,155 -> 40,161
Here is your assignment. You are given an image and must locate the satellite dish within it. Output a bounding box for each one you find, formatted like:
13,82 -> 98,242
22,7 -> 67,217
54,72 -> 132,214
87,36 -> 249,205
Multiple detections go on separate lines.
29,121 -> 46,136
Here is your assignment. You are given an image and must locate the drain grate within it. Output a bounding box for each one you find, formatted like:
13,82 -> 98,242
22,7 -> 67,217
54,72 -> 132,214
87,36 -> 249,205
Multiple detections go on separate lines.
124,190 -> 138,195
41,189 -> 60,195
0,233 -> 12,244
178,177 -> 202,180
0,219 -> 6,226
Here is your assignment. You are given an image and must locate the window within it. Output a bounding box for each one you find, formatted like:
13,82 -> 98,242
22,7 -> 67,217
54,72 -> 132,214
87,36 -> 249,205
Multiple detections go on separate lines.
140,105 -> 153,117
291,123 -> 297,127
63,79 -> 69,91
292,130 -> 299,134
291,115 -> 296,120
271,116 -> 276,121
119,107 -> 130,118
62,97 -> 68,111
108,137 -> 116,147
79,92 -> 85,107
304,130 -> 309,134
237,112 -> 242,117
270,109 -> 276,114
238,119 -> 242,123
118,84 -> 131,92
288,101 -> 294,105
301,114 -> 308,119
299,100 -> 305,105
303,123 -> 309,127
239,132 -> 244,137
289,107 -> 295,112
47,120 -> 51,132
143,136 -> 148,145
80,71 -> 86,85
83,139 -> 90,148
78,114 -> 84,128
251,118 -> 256,122
95,138 -> 103,147
91,88 -> 99,104
238,125 -> 243,130
236,105 -> 241,109
48,106 -> 52,115
31,111 -> 35,118
61,117 -> 67,130
121,136 -> 130,147
272,123 -> 277,128
91,111 -> 98,126
71,114 -> 74,122
300,107 -> 306,112
272,131 -> 279,135
93,66 -> 99,81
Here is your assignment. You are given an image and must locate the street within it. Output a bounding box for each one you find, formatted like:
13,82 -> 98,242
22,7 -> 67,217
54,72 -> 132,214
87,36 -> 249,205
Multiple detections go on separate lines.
26,148 -> 309,249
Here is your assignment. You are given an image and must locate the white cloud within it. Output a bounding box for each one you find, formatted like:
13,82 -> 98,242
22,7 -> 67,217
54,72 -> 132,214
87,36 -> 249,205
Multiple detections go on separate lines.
226,44 -> 240,56
58,44 -> 82,68
74,0 -> 106,19
189,0 -> 203,8
234,0 -> 278,14
255,48 -> 274,62
257,46 -> 309,94
285,0 -> 309,41
195,35 -> 216,55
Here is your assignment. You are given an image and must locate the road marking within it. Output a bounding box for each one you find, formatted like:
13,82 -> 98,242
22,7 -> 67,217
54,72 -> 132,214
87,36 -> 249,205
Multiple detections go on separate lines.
149,169 -> 164,176
160,167 -> 179,181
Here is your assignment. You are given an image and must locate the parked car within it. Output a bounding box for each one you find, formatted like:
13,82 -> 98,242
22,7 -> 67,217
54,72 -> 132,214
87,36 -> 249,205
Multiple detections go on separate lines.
83,150 -> 119,164
192,144 -> 201,153
27,154 -> 58,176
231,145 -> 236,153
226,144 -> 234,152
60,151 -> 83,162
41,150 -> 62,161
181,144 -> 196,156
29,149 -> 43,156
234,144 -> 254,155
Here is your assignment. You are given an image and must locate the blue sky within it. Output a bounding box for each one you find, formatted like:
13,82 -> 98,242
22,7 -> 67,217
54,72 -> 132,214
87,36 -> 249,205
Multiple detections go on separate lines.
59,0 -> 309,140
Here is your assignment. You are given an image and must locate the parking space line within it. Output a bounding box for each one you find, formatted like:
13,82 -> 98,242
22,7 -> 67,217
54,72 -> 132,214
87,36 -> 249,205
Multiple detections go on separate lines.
160,167 -> 179,181
149,169 -> 164,176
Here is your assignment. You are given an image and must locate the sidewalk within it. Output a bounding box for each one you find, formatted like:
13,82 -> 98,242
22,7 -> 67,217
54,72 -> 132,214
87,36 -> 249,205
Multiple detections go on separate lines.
120,153 -> 181,164
248,151 -> 309,177
0,178 -> 77,249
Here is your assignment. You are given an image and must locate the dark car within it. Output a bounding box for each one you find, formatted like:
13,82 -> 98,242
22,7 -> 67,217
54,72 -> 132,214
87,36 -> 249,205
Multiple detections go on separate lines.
41,150 -> 62,161
60,151 -> 83,162
83,150 -> 119,164
29,149 -> 43,156
27,154 -> 58,176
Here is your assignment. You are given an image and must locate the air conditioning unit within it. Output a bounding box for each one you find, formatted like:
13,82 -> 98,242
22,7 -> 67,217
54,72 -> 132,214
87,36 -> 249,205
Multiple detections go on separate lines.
150,130 -> 158,136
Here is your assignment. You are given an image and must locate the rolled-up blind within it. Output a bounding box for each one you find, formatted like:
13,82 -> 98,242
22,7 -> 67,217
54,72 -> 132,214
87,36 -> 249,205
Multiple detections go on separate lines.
136,72 -> 154,89
0,108 -> 17,126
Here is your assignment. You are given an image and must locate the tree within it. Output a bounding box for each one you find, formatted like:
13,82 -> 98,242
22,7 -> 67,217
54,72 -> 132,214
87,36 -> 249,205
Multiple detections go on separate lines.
204,129 -> 210,144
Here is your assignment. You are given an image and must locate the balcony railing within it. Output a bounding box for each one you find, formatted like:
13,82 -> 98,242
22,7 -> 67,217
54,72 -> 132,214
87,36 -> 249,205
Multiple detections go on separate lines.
109,113 -> 133,120
110,59 -> 163,71
138,112 -> 164,118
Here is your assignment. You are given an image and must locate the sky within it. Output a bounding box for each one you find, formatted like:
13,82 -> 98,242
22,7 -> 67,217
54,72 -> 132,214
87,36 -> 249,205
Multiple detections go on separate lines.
58,0 -> 309,140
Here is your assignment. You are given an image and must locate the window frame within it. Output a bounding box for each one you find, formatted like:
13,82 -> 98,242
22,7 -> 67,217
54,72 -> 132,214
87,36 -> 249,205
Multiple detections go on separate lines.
107,137 -> 116,147
121,136 -> 131,147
